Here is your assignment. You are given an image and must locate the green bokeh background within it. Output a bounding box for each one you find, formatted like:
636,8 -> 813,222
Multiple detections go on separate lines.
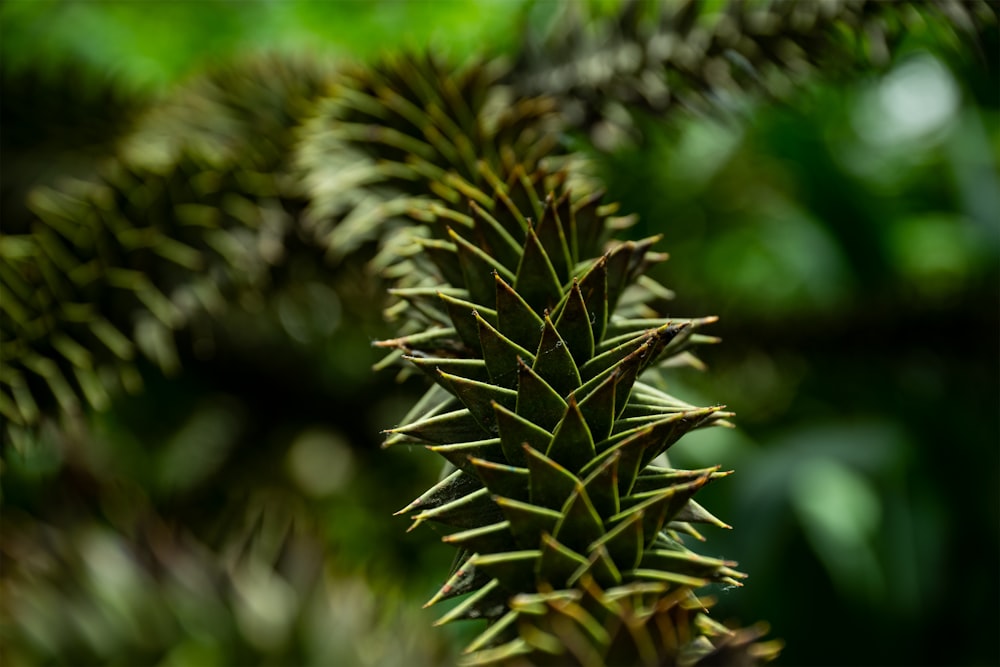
2,2 -> 997,666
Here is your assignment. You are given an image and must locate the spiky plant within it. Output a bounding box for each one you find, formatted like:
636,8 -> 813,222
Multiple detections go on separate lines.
0,57 -> 335,448
376,164 -> 779,665
509,0 -> 998,148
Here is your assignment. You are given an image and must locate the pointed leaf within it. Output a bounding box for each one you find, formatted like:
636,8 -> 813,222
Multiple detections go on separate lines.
590,510 -> 644,572
412,487 -> 503,530
515,358 -> 567,432
439,292 -> 494,352
524,444 -> 580,511
388,408 -> 483,445
433,578 -> 506,623
532,315 -> 581,398
555,280 -> 595,365
576,369 -> 617,443
577,255 -> 608,343
569,545 -> 622,589
495,497 -> 562,550
545,396 -> 595,474
493,401 -> 552,467
443,521 -> 517,554
416,237 -> 463,287
450,227 -> 514,305
439,371 -> 517,432
534,193 -> 572,283
581,425 -> 649,496
553,484 -> 605,554
634,407 -> 723,468
425,557 -> 493,607
581,450 -> 620,519
470,551 -> 541,591
639,549 -> 744,583
469,456 -> 530,500
464,610 -> 520,655
580,330 -> 649,381
405,355 -> 489,383
431,438 -> 505,476
396,469 -> 482,516
674,498 -> 732,529
632,466 -> 730,494
515,226 -> 563,315
469,200 -> 522,272
537,533 -> 589,588
571,189 -> 608,261
476,311 -> 534,389
495,273 -> 544,352
613,475 -> 713,546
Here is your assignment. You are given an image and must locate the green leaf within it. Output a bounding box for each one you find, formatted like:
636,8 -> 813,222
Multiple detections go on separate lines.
639,549 -> 744,583
464,610 -> 520,655
443,521 -> 517,554
581,450 -> 620,519
589,510 -> 644,572
439,292 -> 495,353
439,371 -> 517,432
471,551 -> 540,591
524,443 -> 580,511
554,280 -> 595,365
515,358 -> 567,431
580,329 -> 656,382
431,438 -> 505,476
493,401 -> 553,466
424,556 -> 493,607
416,237 -> 463,287
571,188 -> 608,261
613,474 -> 713,545
575,369 -> 617,442
545,396 -> 595,474
495,273 -> 544,352
674,498 -> 732,529
570,545 -> 622,588
515,226 -> 563,315
553,484 -> 605,554
387,408 -> 484,445
534,192 -> 572,283
635,407 -> 724,469
433,578 -> 505,624
476,311 -> 534,389
396,468 -> 483,516
412,487 -> 504,530
577,255 -> 608,344
495,497 -> 562,549
450,228 -> 515,305
469,456 -> 530,500
532,315 -> 581,398
405,354 -> 489,383
469,200 -> 522,272
536,533 -> 588,588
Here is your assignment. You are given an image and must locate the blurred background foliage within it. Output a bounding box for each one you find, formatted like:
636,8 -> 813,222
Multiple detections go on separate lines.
1,1 -> 997,666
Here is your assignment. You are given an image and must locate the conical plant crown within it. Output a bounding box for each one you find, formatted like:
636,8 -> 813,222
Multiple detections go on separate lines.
379,167 -> 774,664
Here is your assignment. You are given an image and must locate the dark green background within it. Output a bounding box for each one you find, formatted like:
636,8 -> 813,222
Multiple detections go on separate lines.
2,2 -> 997,665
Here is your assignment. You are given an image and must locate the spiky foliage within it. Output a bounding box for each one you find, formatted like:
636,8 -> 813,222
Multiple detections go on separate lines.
509,0 -> 999,147
295,53 -> 580,261
468,578 -> 781,667
0,58 -> 334,447
0,61 -> 148,234
377,165 -> 774,664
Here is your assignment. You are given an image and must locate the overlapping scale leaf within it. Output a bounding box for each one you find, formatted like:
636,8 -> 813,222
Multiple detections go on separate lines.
0,57 -> 335,450
378,171 -> 763,662
463,578 -> 783,667
508,0 -> 998,151
295,53 -> 588,263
